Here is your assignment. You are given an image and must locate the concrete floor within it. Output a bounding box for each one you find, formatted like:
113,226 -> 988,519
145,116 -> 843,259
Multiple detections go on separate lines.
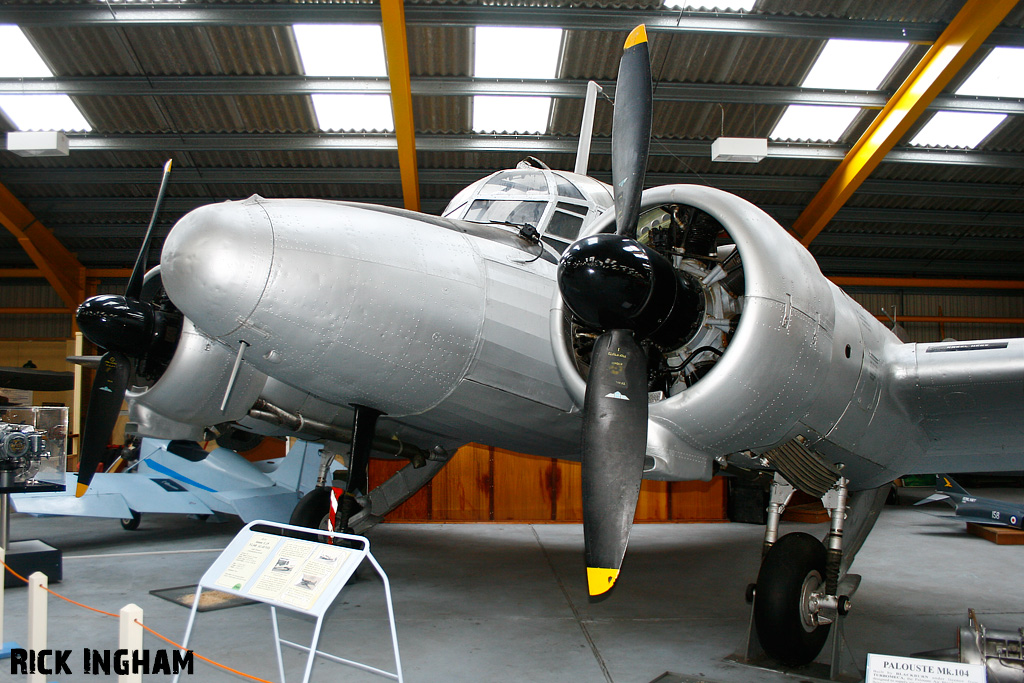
2,494 -> 1022,683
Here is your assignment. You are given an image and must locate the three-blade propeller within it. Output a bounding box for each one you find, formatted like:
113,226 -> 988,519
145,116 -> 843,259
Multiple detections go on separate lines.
557,26 -> 704,596
74,160 -> 176,496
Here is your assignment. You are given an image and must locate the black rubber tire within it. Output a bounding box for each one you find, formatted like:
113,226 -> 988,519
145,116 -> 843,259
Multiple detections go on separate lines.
120,510 -> 142,531
288,487 -> 332,540
753,532 -> 831,666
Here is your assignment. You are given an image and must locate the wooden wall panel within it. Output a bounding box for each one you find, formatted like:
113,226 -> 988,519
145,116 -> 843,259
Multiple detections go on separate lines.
553,459 -> 583,521
669,478 -> 728,521
430,443 -> 491,521
635,480 -> 669,521
492,448 -> 553,521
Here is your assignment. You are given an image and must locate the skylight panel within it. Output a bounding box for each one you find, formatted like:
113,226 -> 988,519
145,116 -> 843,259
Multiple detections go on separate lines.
770,39 -> 906,143
293,24 -> 392,132
770,105 -> 859,143
473,27 -> 562,134
909,111 -> 1006,149
801,39 -> 908,90
293,24 -> 387,77
0,94 -> 92,132
663,1 -> 758,10
909,47 -> 1022,149
0,25 -> 53,77
956,47 -> 1024,98
475,27 -> 562,79
0,25 -> 92,132
473,96 -> 551,134
311,94 -> 393,132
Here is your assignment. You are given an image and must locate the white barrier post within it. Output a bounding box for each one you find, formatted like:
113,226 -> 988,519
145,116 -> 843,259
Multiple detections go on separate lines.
27,571 -> 47,683
119,603 -> 144,683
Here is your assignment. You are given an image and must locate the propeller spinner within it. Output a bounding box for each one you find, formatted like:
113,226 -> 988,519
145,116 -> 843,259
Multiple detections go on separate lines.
557,26 -> 704,597
74,159 -> 178,496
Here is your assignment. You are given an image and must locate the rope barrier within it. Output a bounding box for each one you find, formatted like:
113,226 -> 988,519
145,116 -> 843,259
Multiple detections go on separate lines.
1,558 -> 273,682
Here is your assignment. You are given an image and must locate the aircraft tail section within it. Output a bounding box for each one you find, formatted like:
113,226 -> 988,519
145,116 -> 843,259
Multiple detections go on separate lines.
937,474 -> 970,496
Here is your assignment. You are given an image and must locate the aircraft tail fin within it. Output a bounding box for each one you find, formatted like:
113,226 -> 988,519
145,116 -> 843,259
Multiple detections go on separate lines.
936,474 -> 970,496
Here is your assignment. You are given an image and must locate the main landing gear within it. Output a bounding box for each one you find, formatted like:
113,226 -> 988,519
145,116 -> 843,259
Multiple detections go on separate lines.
741,471 -> 888,677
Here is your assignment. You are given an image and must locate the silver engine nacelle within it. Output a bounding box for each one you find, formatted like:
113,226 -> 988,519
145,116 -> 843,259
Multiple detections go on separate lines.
127,316 -> 268,440
551,185 -> 901,482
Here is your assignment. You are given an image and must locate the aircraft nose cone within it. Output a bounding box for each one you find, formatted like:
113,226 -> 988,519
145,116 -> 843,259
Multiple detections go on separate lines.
161,198 -> 274,337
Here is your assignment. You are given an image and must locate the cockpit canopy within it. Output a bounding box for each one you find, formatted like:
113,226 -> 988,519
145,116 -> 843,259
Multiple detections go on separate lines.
442,166 -> 614,253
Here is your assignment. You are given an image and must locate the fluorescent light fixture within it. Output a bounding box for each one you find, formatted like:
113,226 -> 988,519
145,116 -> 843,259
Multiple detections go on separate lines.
475,26 -> 562,79
0,25 -> 92,133
294,24 -> 393,132
0,25 -> 53,77
0,94 -> 92,132
473,96 -> 551,134
473,27 -> 562,134
7,131 -> 69,157
663,1 -> 757,9
801,39 -> 908,90
956,46 -> 1024,98
711,137 -> 767,163
293,24 -> 387,77
310,94 -> 393,132
770,105 -> 859,142
909,111 -> 1006,149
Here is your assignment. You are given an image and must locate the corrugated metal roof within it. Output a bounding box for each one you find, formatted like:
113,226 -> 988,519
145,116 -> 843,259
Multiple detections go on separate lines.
1,0 -> 1023,295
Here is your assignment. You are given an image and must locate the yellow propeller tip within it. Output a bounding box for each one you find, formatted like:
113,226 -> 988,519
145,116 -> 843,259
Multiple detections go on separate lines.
624,25 -> 648,50
75,482 -> 89,498
587,566 -> 620,596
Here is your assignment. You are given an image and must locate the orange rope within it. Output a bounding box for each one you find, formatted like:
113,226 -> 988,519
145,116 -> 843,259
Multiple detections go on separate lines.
1,559 -> 273,683
135,620 -> 274,683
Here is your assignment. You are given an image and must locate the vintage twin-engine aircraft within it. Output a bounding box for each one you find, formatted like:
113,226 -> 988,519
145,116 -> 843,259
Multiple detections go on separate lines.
70,26 -> 1023,666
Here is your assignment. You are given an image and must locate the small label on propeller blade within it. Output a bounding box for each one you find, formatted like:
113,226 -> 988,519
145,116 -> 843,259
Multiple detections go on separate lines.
604,391 -> 629,400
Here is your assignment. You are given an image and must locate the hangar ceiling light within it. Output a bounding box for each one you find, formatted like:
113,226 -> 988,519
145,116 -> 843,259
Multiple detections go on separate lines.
473,26 -> 562,134
0,25 -> 91,132
664,1 -> 757,10
909,47 -> 1023,148
294,23 -> 394,132
771,39 -> 907,142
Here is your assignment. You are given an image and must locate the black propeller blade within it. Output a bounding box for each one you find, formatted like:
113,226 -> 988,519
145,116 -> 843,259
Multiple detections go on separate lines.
580,329 -> 649,595
611,25 -> 652,239
76,159 -> 175,497
126,158 -> 173,300
557,25 -> 704,596
77,351 -> 131,496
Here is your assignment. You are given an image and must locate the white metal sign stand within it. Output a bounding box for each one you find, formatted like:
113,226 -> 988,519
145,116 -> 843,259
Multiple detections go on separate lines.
171,520 -> 403,683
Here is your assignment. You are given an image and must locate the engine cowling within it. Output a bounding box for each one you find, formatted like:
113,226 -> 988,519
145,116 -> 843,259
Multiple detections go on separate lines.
550,184 -> 899,482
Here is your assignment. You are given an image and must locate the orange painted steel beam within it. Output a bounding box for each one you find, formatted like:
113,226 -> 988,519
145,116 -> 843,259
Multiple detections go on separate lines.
87,268 -> 132,278
0,268 -> 44,278
793,0 -> 1019,246
0,267 -> 132,279
0,181 -> 85,307
381,0 -> 421,212
874,314 -> 1024,325
830,276 -> 1024,290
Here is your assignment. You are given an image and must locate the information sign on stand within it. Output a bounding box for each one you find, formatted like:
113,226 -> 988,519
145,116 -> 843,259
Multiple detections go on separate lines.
866,654 -> 985,683
172,520 -> 403,683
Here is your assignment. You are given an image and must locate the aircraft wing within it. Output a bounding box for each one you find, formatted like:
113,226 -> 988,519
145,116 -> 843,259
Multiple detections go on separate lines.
11,471 -> 215,518
890,339 -> 1024,473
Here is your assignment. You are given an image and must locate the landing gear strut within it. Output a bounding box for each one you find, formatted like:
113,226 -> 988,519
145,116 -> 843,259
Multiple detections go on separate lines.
747,472 -> 856,669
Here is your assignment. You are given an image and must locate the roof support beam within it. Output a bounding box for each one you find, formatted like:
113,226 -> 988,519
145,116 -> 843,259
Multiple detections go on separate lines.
2,76 -> 1020,115
792,0 -> 1019,246
380,0 -> 420,212
0,181 -> 85,308
2,5 -> 1022,45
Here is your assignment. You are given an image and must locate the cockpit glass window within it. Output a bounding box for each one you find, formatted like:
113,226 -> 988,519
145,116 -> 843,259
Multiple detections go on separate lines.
465,199 -> 547,227
552,174 -> 586,200
546,209 -> 585,241
481,170 -> 549,196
